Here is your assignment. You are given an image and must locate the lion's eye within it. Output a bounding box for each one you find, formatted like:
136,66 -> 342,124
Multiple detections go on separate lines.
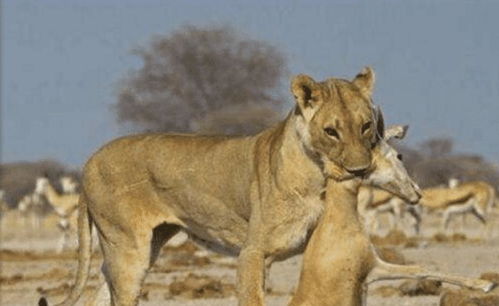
397,153 -> 403,161
361,121 -> 372,134
324,127 -> 340,139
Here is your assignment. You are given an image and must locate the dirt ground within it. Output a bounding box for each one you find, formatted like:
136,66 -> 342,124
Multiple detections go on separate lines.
1,209 -> 499,306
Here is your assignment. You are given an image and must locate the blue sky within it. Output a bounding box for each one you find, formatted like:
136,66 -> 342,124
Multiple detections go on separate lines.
3,0 -> 499,167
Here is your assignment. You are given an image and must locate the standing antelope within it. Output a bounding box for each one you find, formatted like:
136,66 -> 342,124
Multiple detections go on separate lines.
417,180 -> 496,234
358,186 -> 421,235
35,177 -> 79,252
17,192 -> 45,232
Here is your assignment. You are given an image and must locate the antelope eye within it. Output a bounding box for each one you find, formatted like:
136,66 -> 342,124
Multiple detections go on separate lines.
361,121 -> 372,134
324,127 -> 340,139
397,153 -> 403,161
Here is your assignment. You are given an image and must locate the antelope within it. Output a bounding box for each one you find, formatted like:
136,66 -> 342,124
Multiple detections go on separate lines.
358,186 -> 421,235
356,125 -> 420,235
418,180 -> 496,235
290,140 -> 494,306
35,177 -> 79,252
60,176 -> 78,194
17,192 -> 45,232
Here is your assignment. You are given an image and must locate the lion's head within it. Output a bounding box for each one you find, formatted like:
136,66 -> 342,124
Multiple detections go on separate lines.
291,67 -> 380,179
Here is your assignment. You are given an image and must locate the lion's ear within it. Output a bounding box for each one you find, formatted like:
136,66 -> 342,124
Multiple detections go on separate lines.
291,74 -> 320,120
374,106 -> 384,141
352,66 -> 375,96
291,74 -> 321,121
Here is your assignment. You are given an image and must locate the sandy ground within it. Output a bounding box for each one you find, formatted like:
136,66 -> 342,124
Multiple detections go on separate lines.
1,209 -> 499,306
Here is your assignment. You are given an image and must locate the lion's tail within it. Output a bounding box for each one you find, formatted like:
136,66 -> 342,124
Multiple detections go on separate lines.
39,193 -> 93,306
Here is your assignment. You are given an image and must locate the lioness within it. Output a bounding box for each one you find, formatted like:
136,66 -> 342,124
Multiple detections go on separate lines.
41,68 -> 404,306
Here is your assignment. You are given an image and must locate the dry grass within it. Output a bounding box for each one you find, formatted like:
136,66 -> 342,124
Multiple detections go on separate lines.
376,246 -> 407,265
439,272 -> 499,306
164,273 -> 236,300
373,279 -> 442,298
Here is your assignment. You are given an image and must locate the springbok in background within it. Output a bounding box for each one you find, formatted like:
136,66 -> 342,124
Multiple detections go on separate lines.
418,180 -> 496,235
358,186 -> 421,235
60,176 -> 78,194
359,177 -> 496,237
17,192 -> 45,233
35,177 -> 79,252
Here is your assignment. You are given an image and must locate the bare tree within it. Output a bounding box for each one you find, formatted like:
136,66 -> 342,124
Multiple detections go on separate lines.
395,137 -> 499,190
115,25 -> 288,135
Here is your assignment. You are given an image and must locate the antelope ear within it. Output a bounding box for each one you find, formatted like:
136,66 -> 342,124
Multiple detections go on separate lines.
375,106 -> 385,141
291,74 -> 321,117
385,125 -> 409,141
352,66 -> 375,96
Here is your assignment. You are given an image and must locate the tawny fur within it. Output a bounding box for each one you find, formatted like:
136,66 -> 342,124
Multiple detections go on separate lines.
290,180 -> 494,306
41,68 -> 386,306
290,124 -> 420,306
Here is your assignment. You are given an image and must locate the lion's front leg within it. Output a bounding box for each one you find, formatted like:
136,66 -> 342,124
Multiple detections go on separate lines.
237,246 -> 266,306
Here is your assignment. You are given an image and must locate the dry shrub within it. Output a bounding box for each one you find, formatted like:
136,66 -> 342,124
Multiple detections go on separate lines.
404,238 -> 420,248
37,282 -> 72,297
373,280 -> 442,298
433,233 -> 450,242
157,240 -> 211,269
480,272 -> 499,284
452,233 -> 468,241
399,279 -> 442,296
37,283 -> 97,298
440,290 -> 499,306
0,249 -> 76,262
439,272 -> 499,306
432,233 -> 468,243
1,268 -> 68,286
373,285 -> 401,298
169,254 -> 211,267
376,246 -> 407,265
371,230 -> 408,246
165,273 -> 235,299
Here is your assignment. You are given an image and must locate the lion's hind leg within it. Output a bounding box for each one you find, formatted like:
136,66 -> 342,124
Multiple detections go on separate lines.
88,222 -> 180,306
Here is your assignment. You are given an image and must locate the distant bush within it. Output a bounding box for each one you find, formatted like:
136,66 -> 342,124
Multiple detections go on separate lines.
115,25 -> 288,135
394,138 -> 499,190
